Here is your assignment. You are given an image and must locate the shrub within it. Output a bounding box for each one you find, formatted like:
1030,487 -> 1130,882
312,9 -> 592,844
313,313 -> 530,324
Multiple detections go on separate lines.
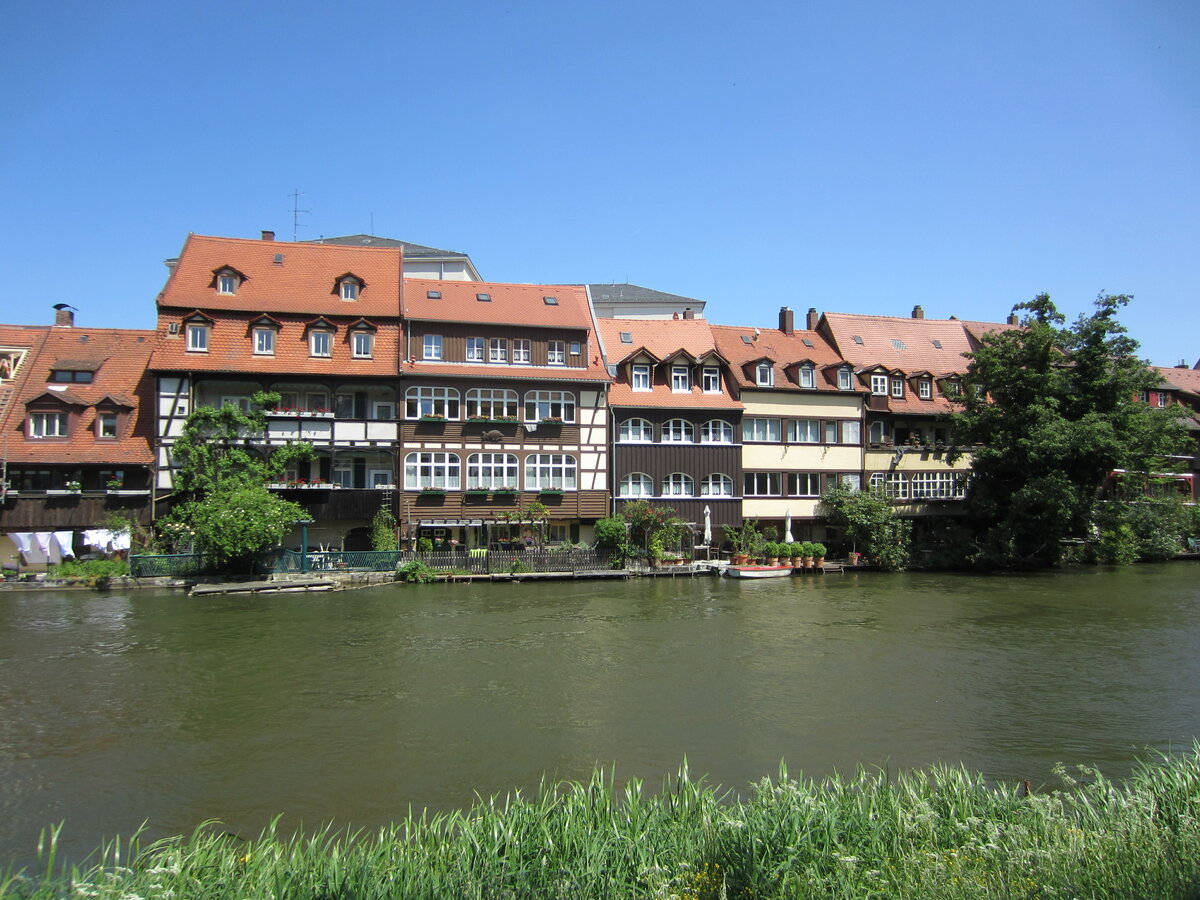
396,560 -> 437,583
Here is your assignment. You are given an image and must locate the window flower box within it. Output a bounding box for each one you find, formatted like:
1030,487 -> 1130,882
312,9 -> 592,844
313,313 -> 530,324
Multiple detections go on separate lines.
46,489 -> 77,496
539,417 -> 564,425
418,415 -> 447,423
538,489 -> 564,497
419,487 -> 447,495
465,489 -> 491,496
372,483 -> 397,490
267,408 -> 334,419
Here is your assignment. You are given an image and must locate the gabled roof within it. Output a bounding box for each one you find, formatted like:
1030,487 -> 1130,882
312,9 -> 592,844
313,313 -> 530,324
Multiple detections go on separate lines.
158,234 -> 403,318
710,323 -> 848,392
1153,365 -> 1200,397
309,234 -> 471,259
588,283 -> 706,308
821,312 -> 984,374
596,318 -> 740,410
403,279 -> 594,329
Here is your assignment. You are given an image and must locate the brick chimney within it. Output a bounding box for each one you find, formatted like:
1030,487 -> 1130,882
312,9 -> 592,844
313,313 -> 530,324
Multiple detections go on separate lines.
683,307 -> 695,320
261,230 -> 275,241
911,305 -> 925,319
1007,313 -> 1019,325
806,307 -> 819,330
779,306 -> 795,335
52,304 -> 75,327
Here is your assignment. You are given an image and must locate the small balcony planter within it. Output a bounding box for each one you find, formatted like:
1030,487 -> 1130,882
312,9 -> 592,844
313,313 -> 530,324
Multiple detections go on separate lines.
539,417 -> 564,426
418,415 -> 448,423
465,489 -> 491,497
538,489 -> 564,497
418,487 -> 447,495
372,483 -> 397,490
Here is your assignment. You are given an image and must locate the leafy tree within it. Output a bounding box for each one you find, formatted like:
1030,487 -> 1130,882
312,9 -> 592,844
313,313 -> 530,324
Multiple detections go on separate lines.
169,483 -> 308,570
370,507 -> 398,552
498,500 -> 551,548
593,516 -> 628,550
951,293 -> 1188,568
819,486 -> 911,571
618,500 -> 686,563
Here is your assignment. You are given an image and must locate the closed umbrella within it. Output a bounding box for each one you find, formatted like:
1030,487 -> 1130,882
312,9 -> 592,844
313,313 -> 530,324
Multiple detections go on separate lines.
703,505 -> 712,546
784,510 -> 794,544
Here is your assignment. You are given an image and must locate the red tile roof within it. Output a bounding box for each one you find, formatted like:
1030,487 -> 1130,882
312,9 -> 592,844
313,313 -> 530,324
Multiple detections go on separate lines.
403,279 -> 594,329
710,323 -> 852,392
1153,365 -> 1200,397
157,234 -> 403,318
598,318 -> 740,409
821,313 -> 979,375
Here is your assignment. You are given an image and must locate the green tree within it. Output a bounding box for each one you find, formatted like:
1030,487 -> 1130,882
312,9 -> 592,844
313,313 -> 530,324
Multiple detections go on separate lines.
170,483 -> 309,570
951,293 -> 1187,568
618,500 -> 686,563
370,507 -> 398,552
819,486 -> 912,571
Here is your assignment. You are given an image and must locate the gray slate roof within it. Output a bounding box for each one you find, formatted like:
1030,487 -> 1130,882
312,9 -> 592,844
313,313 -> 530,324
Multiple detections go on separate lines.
308,234 -> 470,259
587,283 -> 706,305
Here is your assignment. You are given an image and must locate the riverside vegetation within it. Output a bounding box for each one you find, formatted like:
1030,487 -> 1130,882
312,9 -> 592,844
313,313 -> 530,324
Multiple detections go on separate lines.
5,749 -> 1200,899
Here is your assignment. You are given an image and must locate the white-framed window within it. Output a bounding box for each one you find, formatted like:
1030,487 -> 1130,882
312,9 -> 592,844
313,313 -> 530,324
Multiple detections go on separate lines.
841,420 -> 861,444
618,418 -> 653,442
423,334 -> 443,360
97,411 -> 118,439
217,273 -> 237,294
918,379 -> 932,399
525,454 -> 577,491
524,390 -> 575,423
371,401 -> 396,420
569,341 -> 581,356
632,364 -> 651,391
466,337 -> 484,362
869,420 -> 887,443
512,339 -> 531,363
662,473 -> 694,497
671,365 -> 691,392
700,473 -> 734,497
788,473 -> 821,497
755,362 -> 774,387
29,411 -> 67,438
405,452 -> 461,490
744,472 -> 781,496
466,453 -> 518,490
547,341 -> 566,365
405,386 -> 460,419
620,472 -> 653,497
489,338 -> 508,363
799,365 -> 815,388
871,374 -> 889,395
701,419 -> 734,444
837,368 -> 853,390
465,388 -> 518,419
1152,391 -> 1167,407
702,367 -> 720,392
352,331 -> 374,358
253,328 -> 275,355
839,473 -> 862,492
340,280 -> 359,301
891,376 -> 904,398
879,472 -> 909,499
743,417 -> 781,442
310,330 -> 332,357
788,419 -> 819,443
333,463 -> 354,489
910,471 -> 967,499
662,419 -> 694,442
186,324 -> 209,352
369,469 -> 393,488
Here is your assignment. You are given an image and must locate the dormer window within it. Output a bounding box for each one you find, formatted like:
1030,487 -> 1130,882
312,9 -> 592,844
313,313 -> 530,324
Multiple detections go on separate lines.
671,365 -> 691,392
837,367 -> 853,390
217,273 -> 237,294
310,330 -> 332,358
632,364 -> 651,390
50,369 -> 94,384
918,379 -> 932,399
755,362 -> 774,387
871,374 -> 888,395
187,323 -> 209,352
341,280 -> 359,300
798,365 -> 815,388
891,376 -> 904,398
29,411 -> 68,439
97,411 -> 119,439
702,367 -> 720,392
253,327 -> 275,355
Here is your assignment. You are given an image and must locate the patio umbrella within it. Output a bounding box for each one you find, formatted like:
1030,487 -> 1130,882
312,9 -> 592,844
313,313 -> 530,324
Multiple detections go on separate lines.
703,505 -> 712,546
784,510 -> 794,544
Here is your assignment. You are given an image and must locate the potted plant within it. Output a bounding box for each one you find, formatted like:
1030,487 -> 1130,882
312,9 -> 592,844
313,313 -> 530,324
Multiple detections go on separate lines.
723,519 -> 762,565
65,480 -> 82,493
106,478 -> 124,491
799,542 -> 813,569
811,542 -> 827,568
789,542 -> 806,566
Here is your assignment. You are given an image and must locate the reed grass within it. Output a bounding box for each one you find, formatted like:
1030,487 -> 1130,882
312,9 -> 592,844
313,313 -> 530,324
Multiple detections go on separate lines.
4,748 -> 1200,899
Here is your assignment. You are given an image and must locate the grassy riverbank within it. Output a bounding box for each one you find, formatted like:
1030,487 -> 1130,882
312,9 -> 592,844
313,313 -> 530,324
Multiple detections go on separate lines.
5,750 -> 1200,900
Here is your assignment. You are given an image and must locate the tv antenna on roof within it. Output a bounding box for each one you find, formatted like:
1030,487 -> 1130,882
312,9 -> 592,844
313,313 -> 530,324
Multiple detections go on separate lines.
289,189 -> 309,242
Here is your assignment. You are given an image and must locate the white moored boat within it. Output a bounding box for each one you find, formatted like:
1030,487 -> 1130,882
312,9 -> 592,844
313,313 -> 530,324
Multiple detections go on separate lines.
724,565 -> 793,579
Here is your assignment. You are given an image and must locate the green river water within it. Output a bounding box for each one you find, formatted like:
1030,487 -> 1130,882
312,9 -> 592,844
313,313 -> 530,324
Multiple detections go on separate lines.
2,563 -> 1198,869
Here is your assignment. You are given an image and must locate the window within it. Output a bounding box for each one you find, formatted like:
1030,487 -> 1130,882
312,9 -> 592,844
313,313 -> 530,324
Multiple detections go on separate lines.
661,473 -> 694,497
869,421 -> 887,443
867,472 -> 909,499
489,338 -> 508,363
525,454 -> 577,490
569,341 -> 581,356
632,364 -> 651,390
788,473 -> 821,497
340,280 -> 359,300
334,392 -> 356,418
619,472 -> 653,497
310,330 -> 332,357
217,273 -> 237,294
29,411 -> 67,438
253,328 -> 275,355
700,473 -> 734,497
618,418 -> 653,442
825,421 -> 838,443
743,418 -> 781,442
512,339 -> 530,363
372,401 -> 396,420
1152,391 -> 1167,408
524,390 -> 575,423
50,370 -> 93,383
423,334 -> 443,360
910,471 -> 967,499
891,377 -> 904,398
97,412 -> 118,439
466,453 -> 518,490
662,419 -> 694,442
467,337 -> 484,362
788,419 -> 819,443
841,420 -> 862,444
187,324 -> 209,352
871,374 -> 888,395
755,362 -> 774,387
701,419 -> 734,444
918,379 -> 932,399
404,452 -> 460,490
547,341 -> 566,365
837,368 -> 853,390
702,367 -> 720,393
306,392 -> 329,412
798,365 -> 815,388
671,365 -> 691,391
466,388 -> 518,419
352,331 -> 374,358
220,395 -> 252,413
405,386 -> 460,419
744,472 -> 781,496
839,473 -> 862,491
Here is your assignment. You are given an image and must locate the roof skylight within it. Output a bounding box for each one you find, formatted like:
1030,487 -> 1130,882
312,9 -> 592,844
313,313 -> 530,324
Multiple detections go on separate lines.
543,296 -> 558,305
426,290 -> 442,299
476,293 -> 491,302
891,339 -> 907,350
932,339 -> 943,349
802,338 -> 814,348
620,332 -> 633,343
852,335 -> 864,345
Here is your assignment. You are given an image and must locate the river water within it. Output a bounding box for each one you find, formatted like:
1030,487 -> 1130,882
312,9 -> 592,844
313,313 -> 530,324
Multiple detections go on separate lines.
2,563 -> 1199,869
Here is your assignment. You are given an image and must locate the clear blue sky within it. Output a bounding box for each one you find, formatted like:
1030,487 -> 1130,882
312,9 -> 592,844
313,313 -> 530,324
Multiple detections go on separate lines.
4,0 -> 1197,366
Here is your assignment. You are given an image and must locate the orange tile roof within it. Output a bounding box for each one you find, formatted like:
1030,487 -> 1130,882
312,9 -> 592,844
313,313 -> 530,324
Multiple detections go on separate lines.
821,313 -> 981,374
2,326 -> 156,466
403,279 -> 594,329
158,234 -> 403,318
597,317 -> 724,363
710,323 -> 852,392
607,382 -> 741,410
1153,365 -> 1200,397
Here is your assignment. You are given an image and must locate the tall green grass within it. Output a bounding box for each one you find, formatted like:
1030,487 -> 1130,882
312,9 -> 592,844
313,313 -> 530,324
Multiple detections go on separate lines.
5,749 -> 1200,899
